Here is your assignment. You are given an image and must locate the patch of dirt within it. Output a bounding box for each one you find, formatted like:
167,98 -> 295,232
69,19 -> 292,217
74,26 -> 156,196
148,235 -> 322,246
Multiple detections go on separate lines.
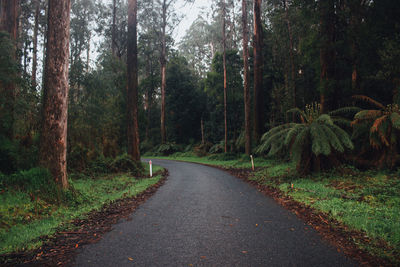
224,167 -> 398,267
0,170 -> 168,267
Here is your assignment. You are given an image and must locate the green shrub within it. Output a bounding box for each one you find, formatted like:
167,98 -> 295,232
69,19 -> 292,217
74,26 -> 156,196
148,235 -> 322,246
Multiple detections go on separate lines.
110,153 -> 143,176
0,168 -> 80,204
155,142 -> 180,156
208,152 -> 238,161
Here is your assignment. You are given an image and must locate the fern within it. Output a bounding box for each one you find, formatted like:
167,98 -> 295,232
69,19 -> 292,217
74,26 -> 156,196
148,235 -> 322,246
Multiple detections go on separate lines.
352,95 -> 385,109
329,106 -> 362,117
316,114 -> 334,125
321,124 -> 344,153
310,124 -> 331,156
284,124 -> 305,146
391,112 -> 400,130
354,110 -> 383,120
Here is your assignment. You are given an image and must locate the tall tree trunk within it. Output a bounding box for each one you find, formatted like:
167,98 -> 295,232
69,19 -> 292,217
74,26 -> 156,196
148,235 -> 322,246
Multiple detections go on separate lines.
39,0 -> 71,189
201,117 -> 205,145
127,0 -> 140,161
160,0 -> 167,144
284,0 -> 296,108
111,0 -> 116,56
253,0 -> 263,142
32,0 -> 40,88
41,0 -> 48,89
0,0 -> 19,139
86,32 -> 90,72
319,0 -> 336,113
242,0 -> 251,155
222,0 -> 228,153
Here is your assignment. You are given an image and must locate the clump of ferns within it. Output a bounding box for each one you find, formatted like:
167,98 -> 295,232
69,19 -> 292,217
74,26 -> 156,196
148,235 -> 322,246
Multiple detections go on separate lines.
256,102 -> 354,174
351,95 -> 400,169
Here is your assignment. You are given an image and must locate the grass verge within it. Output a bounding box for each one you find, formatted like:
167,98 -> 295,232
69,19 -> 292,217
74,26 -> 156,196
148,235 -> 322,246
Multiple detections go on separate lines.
148,154 -> 400,264
0,165 -> 164,255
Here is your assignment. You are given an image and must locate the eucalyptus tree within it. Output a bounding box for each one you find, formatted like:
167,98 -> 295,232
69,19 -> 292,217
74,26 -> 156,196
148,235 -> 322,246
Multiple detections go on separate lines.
39,0 -> 71,189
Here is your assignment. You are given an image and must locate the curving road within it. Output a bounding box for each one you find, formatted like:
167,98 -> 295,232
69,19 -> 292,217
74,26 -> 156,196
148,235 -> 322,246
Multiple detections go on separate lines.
74,159 -> 356,266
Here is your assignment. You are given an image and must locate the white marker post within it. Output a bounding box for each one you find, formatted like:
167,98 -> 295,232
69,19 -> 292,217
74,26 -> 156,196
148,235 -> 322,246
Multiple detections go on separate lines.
250,155 -> 254,171
149,160 -> 153,177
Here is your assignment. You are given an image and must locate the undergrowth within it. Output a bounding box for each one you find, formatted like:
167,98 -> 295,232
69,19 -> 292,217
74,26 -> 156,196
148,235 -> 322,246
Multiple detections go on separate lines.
0,164 -> 163,255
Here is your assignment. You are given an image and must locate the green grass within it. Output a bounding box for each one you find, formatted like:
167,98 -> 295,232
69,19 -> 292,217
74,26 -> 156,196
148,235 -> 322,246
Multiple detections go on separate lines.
150,153 -> 400,263
0,166 -> 164,255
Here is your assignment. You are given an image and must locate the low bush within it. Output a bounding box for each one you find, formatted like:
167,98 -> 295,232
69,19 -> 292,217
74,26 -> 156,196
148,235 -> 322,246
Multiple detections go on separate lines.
110,153 -> 144,176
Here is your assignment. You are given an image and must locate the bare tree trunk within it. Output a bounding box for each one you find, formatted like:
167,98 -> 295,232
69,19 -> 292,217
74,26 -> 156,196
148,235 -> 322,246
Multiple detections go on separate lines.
32,0 -> 40,88
0,0 -> 19,139
242,0 -> 251,155
284,0 -> 296,108
86,32 -> 90,72
127,0 -> 140,161
39,0 -> 71,189
222,0 -> 228,153
319,0 -> 336,113
253,0 -> 263,142
41,0 -> 48,89
160,0 -> 167,144
201,117 -> 205,145
111,0 -> 116,56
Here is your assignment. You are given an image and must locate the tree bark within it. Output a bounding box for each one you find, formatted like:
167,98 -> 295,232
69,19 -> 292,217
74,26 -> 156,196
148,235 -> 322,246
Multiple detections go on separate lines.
242,0 -> 251,155
32,0 -> 40,88
127,0 -> 140,161
284,0 -> 296,108
319,0 -> 336,113
222,0 -> 228,153
39,0 -> 71,189
0,0 -> 19,139
111,0 -> 116,56
253,0 -> 263,142
160,0 -> 167,144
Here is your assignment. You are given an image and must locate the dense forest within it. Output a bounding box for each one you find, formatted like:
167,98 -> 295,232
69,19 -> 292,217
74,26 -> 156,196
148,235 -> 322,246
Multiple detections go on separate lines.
1,0 -> 400,188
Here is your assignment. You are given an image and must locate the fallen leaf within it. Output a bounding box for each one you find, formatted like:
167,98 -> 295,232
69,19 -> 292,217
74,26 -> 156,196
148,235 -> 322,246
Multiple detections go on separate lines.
242,251 -> 248,254
128,257 -> 134,261
255,224 -> 258,227
290,228 -> 295,231
200,256 -> 207,259
75,244 -> 79,248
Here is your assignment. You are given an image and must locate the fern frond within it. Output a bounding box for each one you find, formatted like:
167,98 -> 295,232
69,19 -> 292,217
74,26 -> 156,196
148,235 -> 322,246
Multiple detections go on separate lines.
332,117 -> 352,128
287,108 -> 307,122
310,123 -> 331,156
328,124 -> 354,150
267,128 -> 291,156
260,123 -> 296,142
354,110 -> 383,120
256,127 -> 292,154
321,124 -> 344,153
284,124 -> 305,146
329,106 -> 362,117
291,127 -> 310,163
316,114 -> 334,125
375,117 -> 390,147
352,95 -> 385,109
391,112 -> 400,130
371,115 -> 388,133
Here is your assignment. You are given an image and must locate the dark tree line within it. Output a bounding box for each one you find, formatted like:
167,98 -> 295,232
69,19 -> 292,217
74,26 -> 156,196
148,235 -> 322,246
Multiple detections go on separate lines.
1,0 -> 399,184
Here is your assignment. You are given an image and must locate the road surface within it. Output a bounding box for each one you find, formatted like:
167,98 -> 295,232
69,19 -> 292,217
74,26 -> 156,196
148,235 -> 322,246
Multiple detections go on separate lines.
74,159 -> 355,266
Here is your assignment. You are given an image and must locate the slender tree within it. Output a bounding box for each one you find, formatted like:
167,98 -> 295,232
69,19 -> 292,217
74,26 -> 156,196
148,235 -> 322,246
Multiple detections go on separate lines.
32,0 -> 40,88
242,0 -> 251,155
127,0 -> 140,161
222,0 -> 228,153
111,0 -> 116,56
0,0 -> 19,139
284,0 -> 296,108
253,0 -> 263,142
39,0 -> 71,189
160,0 -> 167,143
319,0 -> 336,113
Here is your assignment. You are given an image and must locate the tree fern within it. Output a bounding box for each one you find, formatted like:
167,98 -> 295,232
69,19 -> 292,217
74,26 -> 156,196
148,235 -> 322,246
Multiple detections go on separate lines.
352,95 -> 385,109
256,103 -> 353,174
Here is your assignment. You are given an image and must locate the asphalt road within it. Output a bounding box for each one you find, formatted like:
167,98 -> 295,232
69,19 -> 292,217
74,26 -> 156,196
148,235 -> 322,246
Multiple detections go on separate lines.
74,159 -> 356,267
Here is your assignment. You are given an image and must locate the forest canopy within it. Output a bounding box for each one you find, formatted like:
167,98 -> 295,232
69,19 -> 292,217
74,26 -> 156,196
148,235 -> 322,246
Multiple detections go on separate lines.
1,0 -> 400,184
